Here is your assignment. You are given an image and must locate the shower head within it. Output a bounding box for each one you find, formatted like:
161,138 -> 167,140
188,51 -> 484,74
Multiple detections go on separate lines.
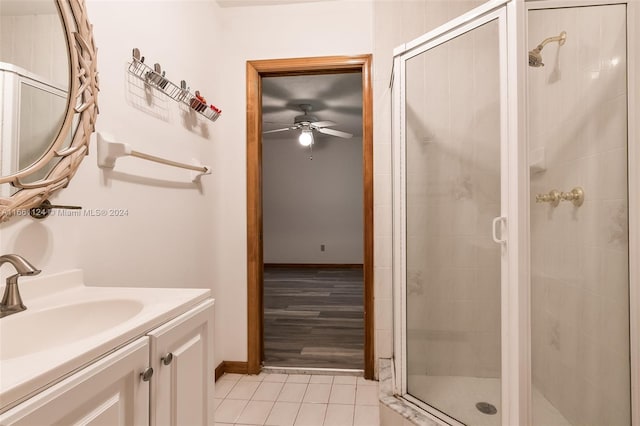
529,48 -> 544,67
528,30 -> 567,68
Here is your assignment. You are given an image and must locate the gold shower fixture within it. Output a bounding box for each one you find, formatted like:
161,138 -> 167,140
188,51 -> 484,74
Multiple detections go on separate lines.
536,187 -> 584,207
560,187 -> 584,207
529,31 -> 567,67
536,189 -> 561,207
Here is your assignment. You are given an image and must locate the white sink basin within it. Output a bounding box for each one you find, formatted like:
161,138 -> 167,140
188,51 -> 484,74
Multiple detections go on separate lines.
0,299 -> 144,360
0,269 -> 211,414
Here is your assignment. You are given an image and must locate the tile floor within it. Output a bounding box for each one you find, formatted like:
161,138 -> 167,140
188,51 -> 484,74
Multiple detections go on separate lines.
214,372 -> 380,426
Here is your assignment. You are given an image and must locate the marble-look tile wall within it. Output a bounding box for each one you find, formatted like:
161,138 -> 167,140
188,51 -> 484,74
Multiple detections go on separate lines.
528,5 -> 630,425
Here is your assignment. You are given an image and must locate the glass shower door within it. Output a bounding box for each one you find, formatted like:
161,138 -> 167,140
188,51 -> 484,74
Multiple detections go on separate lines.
400,9 -> 506,426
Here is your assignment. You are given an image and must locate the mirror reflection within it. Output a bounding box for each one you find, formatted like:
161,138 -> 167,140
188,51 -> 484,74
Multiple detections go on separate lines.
0,0 -> 70,180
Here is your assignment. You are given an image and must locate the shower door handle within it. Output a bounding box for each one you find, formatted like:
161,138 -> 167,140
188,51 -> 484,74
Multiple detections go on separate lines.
492,216 -> 507,244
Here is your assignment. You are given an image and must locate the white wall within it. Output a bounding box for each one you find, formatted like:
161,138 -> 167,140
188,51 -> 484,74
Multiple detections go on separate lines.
213,1 -> 373,362
0,0 -> 479,377
263,137 -> 363,264
0,0 -> 373,370
1,0 -> 223,362
3,0 -> 634,389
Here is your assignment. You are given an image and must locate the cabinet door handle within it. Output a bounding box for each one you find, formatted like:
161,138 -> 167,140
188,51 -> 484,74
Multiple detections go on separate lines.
161,352 -> 174,366
140,367 -> 154,382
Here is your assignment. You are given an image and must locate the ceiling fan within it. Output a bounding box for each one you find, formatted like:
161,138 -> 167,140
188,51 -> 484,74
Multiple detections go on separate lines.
263,104 -> 353,146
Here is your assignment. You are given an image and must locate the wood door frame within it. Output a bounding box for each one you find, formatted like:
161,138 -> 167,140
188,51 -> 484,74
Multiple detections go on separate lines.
246,54 -> 374,379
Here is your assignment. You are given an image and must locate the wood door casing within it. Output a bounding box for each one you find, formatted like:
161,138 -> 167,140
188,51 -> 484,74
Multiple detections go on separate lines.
246,55 -> 374,378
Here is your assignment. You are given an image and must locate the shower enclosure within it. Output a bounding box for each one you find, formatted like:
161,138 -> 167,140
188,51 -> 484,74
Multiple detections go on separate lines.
391,1 -> 637,425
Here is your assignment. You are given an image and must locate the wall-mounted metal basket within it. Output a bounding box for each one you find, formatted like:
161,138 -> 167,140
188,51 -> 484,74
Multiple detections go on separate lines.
127,49 -> 221,122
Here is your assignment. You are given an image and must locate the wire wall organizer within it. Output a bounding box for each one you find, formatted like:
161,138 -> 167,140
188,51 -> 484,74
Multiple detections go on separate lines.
127,48 -> 221,122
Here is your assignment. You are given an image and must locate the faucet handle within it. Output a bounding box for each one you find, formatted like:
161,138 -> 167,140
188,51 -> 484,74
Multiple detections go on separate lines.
0,254 -> 40,318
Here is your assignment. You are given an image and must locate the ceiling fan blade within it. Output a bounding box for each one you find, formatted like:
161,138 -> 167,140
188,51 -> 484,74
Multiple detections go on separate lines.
317,127 -> 353,139
263,127 -> 295,134
311,121 -> 337,128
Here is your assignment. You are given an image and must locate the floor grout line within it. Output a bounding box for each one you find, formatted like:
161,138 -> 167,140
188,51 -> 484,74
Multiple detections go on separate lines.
215,372 -> 379,426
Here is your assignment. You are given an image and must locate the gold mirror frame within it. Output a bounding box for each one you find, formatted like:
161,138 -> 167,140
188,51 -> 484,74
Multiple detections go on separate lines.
0,0 -> 98,222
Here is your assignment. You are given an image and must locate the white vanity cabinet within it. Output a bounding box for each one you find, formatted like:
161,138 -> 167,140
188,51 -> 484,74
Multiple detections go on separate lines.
0,299 -> 215,426
149,299 -> 214,426
0,337 -> 151,425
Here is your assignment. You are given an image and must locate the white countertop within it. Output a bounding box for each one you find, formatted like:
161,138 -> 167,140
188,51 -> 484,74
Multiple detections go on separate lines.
0,269 -> 211,413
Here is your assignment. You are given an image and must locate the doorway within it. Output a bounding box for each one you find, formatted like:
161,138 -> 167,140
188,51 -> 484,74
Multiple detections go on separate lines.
246,55 -> 374,379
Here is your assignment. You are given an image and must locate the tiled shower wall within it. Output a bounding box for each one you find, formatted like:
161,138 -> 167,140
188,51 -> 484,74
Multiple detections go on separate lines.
404,20 -> 502,378
528,5 -> 630,425
0,10 -> 67,88
372,0 -> 486,374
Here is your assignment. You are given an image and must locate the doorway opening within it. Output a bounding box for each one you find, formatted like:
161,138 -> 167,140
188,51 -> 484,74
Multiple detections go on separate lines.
246,55 -> 374,378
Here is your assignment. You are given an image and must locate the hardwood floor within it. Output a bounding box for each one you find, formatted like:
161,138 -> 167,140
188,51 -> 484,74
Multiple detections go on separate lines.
263,266 -> 364,370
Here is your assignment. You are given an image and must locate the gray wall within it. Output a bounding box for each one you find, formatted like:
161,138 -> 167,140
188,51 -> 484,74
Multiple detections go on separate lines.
262,136 -> 363,264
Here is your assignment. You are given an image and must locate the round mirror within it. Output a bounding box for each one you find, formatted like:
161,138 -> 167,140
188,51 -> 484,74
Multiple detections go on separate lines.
0,0 -> 98,222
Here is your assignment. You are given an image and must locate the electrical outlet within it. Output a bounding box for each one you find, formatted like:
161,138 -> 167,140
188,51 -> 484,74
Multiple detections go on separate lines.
320,244 -> 325,252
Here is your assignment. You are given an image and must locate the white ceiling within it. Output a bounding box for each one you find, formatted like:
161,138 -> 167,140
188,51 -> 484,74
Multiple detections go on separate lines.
261,73 -> 362,142
216,0 -> 336,8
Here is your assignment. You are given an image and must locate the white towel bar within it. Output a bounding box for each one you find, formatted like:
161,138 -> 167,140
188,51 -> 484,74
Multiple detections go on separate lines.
97,133 -> 211,182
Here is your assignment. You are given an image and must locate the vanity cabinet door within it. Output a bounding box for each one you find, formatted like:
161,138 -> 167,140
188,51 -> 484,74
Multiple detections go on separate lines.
0,337 -> 150,426
148,299 -> 214,426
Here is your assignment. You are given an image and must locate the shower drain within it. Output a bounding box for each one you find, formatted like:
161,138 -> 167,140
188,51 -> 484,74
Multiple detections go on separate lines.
475,402 -> 498,415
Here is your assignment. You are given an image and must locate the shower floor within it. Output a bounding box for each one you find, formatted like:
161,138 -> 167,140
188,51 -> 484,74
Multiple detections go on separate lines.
407,375 -> 571,426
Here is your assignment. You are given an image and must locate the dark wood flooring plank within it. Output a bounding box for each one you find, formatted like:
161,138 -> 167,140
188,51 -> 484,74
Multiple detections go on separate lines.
263,267 -> 364,369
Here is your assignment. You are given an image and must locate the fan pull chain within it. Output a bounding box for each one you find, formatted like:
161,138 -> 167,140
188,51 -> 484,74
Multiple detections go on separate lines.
309,144 -> 313,160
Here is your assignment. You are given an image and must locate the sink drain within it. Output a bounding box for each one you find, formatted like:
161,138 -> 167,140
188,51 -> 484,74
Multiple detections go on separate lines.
476,402 -> 497,415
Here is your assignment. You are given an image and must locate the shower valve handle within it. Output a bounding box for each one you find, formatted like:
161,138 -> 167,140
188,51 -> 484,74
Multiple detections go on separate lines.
560,187 -> 584,207
535,189 -> 561,207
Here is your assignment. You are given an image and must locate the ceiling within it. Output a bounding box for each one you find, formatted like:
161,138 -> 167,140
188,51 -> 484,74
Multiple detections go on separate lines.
217,0 -> 336,7
261,73 -> 363,142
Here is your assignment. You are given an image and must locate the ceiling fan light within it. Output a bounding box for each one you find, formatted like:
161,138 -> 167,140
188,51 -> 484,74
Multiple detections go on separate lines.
299,129 -> 313,146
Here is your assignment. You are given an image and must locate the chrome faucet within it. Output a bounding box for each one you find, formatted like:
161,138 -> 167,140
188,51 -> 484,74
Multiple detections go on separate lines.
0,254 -> 41,318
